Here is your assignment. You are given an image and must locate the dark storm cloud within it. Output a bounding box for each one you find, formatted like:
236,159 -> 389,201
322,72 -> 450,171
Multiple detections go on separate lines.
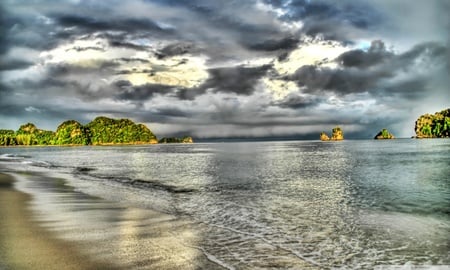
117,58 -> 150,64
0,59 -> 34,71
336,40 -> 393,68
0,104 -> 35,119
88,32 -> 127,44
0,82 -> 12,97
6,76 -> 108,103
55,14 -> 170,35
287,41 -> 448,98
171,64 -> 272,100
264,0 -> 380,41
199,65 -> 272,96
272,94 -> 322,109
156,42 -> 196,59
109,41 -> 151,51
67,46 -> 105,52
3,0 -> 298,64
173,88 -> 205,101
141,0 -> 302,60
382,79 -> 428,100
114,80 -> 176,101
0,5 -> 12,54
288,65 -> 391,95
154,107 -> 191,118
397,42 -> 449,64
247,37 -> 299,52
0,9 -> 168,56
114,69 -> 152,75
0,5 -> 68,53
47,62 -> 119,76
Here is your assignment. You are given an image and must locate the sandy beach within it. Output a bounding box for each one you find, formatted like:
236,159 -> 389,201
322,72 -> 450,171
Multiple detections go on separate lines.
0,172 -> 227,270
0,172 -> 118,270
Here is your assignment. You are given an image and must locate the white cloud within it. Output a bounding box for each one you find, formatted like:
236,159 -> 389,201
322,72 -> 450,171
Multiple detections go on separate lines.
39,37 -> 209,88
273,36 -> 349,75
263,78 -> 298,100
25,106 -> 42,113
119,55 -> 209,88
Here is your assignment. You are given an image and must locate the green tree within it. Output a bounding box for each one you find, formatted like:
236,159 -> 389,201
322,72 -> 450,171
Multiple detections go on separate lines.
421,124 -> 432,137
87,116 -> 157,144
54,120 -> 90,145
0,130 -> 16,146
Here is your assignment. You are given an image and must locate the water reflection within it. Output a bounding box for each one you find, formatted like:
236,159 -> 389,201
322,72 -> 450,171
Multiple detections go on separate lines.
173,142 -> 359,268
11,172 -> 221,269
1,139 -> 449,268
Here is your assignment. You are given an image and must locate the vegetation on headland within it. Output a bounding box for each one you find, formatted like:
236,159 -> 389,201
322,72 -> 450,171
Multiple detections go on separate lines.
9,123 -> 56,146
158,136 -> 193,144
374,128 -> 395,139
54,120 -> 90,145
0,116 -> 194,146
415,108 -> 450,138
320,126 -> 344,141
86,117 -> 157,145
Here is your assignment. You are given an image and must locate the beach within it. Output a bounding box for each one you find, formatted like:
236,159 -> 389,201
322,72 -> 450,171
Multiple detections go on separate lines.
0,172 -> 119,270
0,171 -> 230,270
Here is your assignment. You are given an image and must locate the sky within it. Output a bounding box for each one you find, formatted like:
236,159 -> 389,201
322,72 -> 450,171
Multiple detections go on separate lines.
1,0 -> 449,139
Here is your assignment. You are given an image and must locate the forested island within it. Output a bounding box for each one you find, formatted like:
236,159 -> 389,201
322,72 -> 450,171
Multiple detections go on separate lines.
320,126 -> 344,141
415,108 -> 450,138
0,116 -> 193,146
374,129 -> 395,139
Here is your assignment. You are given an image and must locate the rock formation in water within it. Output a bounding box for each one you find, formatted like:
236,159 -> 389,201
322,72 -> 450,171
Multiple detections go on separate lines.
158,136 -> 194,144
331,127 -> 344,140
374,128 -> 395,139
414,108 -> 450,138
320,126 -> 344,141
0,116 -> 162,146
320,132 -> 330,141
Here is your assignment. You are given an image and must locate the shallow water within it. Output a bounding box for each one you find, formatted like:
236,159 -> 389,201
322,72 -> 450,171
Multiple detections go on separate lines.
1,139 -> 449,269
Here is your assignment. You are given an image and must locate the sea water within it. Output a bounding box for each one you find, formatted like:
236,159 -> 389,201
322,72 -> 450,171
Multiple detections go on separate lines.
1,139 -> 449,269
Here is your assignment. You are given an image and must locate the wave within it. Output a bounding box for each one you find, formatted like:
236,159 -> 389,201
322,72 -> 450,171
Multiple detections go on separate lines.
0,153 -> 30,162
0,153 -> 32,159
21,160 -> 54,168
0,153 -> 53,168
72,167 -> 197,194
73,167 -> 97,173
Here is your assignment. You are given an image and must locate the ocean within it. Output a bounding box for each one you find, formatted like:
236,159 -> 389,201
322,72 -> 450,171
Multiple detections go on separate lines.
1,139 -> 449,269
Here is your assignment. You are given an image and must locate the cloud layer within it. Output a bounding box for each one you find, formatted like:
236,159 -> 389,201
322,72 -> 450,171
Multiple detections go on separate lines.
1,0 -> 449,139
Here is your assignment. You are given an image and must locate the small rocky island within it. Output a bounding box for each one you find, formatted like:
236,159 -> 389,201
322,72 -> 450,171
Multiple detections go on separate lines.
374,129 -> 395,139
320,126 -> 344,141
414,108 -> 450,138
0,116 -> 193,146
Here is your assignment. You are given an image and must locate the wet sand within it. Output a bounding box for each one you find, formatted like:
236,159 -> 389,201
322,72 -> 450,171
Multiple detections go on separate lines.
0,173 -> 117,270
0,172 -> 226,270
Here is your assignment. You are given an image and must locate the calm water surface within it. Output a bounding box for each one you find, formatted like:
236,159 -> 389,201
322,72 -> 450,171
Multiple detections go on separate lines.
1,140 -> 449,268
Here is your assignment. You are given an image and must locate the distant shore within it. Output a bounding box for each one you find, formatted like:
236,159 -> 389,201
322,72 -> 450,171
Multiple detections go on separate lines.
0,172 -> 117,270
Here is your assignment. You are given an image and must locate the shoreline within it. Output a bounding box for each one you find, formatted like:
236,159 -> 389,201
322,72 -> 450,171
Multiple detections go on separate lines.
0,171 -> 227,270
0,172 -> 118,270
0,141 -> 197,148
